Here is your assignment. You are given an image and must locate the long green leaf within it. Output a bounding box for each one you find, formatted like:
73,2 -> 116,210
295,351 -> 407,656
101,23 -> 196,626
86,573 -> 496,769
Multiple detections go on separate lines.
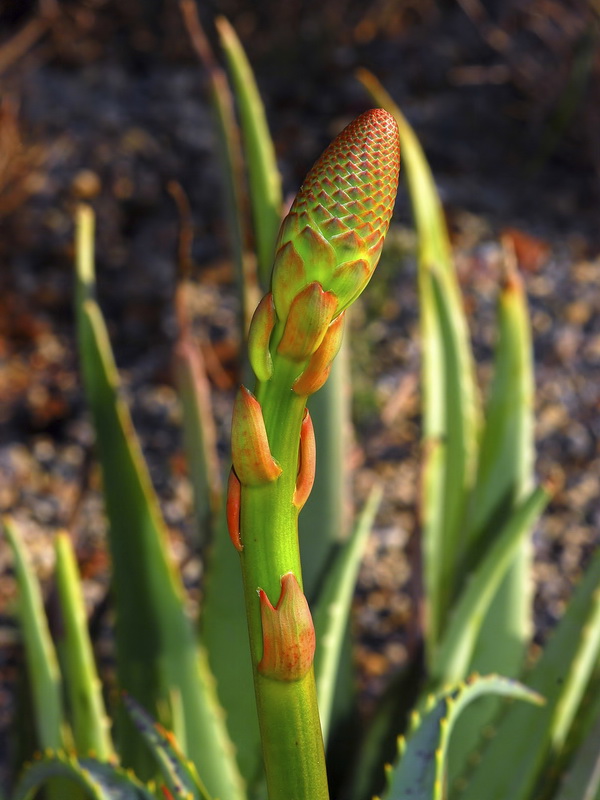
216,16 -> 282,289
553,692 -> 600,800
54,533 -> 114,760
74,206 -> 245,800
173,286 -> 222,549
449,268 -> 536,782
381,675 -> 543,800
357,69 -> 480,659
200,511 -> 262,789
459,548 -> 600,800
179,1 -> 258,331
432,485 -> 549,686
313,484 -> 382,743
13,753 -> 155,800
466,269 -> 535,554
3,517 -> 66,752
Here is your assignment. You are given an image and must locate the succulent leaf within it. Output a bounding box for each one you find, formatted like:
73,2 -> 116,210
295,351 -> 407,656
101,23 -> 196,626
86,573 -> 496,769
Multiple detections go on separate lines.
13,750 -> 154,800
381,675 -> 543,800
123,694 -> 211,800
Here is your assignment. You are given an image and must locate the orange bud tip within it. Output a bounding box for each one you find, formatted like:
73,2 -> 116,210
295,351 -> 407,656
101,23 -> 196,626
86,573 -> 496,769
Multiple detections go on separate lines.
258,572 -> 316,681
231,386 -> 282,486
248,292 -> 276,382
161,788 -> 175,800
226,468 -> 243,551
294,410 -> 316,510
293,311 -> 345,396
277,282 -> 337,361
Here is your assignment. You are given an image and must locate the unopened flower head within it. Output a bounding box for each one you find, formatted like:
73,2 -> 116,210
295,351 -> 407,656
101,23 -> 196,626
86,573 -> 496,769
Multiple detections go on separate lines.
271,108 -> 400,321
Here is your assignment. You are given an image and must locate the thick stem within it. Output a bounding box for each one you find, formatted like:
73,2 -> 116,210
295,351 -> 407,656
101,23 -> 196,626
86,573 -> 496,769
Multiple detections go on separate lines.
238,350 -> 329,800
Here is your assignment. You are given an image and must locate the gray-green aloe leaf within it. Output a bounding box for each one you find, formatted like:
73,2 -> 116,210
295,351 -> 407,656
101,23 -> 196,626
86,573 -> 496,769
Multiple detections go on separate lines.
357,69 -> 480,660
54,532 -> 114,761
381,675 -> 543,800
449,267 -> 537,782
458,547 -> 600,800
123,694 -> 212,800
432,484 -> 549,686
74,206 -> 245,800
553,688 -> 600,800
12,753 -> 155,800
465,269 -> 535,666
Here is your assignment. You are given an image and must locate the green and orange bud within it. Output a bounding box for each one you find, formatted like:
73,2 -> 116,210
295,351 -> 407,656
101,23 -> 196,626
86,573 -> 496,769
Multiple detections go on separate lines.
277,282 -> 337,361
293,410 -> 316,510
231,386 -> 282,486
271,108 -> 400,321
248,292 -> 276,381
292,311 -> 346,396
258,572 -> 316,682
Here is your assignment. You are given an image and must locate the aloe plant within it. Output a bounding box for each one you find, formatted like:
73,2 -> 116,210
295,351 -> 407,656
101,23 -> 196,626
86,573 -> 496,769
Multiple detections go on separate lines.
225,108 -> 400,800
4,16 -> 600,800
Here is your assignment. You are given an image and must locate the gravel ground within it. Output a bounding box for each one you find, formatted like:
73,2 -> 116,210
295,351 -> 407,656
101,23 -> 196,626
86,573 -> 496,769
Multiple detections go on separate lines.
0,0 -> 599,789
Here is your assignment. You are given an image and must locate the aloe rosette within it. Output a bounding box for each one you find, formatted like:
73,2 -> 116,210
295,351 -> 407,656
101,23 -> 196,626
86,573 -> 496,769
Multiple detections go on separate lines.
224,108 -> 399,800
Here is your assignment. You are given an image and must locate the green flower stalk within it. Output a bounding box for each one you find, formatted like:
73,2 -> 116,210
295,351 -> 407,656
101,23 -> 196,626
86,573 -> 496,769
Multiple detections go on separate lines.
227,108 -> 400,800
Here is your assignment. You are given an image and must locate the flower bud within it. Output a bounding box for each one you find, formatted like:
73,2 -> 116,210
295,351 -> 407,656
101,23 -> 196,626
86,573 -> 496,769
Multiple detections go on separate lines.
271,108 -> 400,320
